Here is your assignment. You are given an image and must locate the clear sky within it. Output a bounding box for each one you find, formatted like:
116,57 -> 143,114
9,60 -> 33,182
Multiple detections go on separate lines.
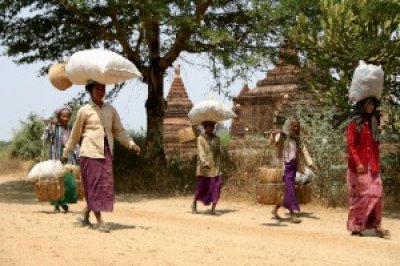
0,53 -> 265,141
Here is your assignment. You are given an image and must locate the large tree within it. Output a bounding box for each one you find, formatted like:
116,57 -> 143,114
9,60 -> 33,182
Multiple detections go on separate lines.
288,0 -> 400,112
0,0 -> 278,163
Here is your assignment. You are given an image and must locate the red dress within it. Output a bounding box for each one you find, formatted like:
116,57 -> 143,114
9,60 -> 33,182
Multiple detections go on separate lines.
347,118 -> 380,174
346,116 -> 383,232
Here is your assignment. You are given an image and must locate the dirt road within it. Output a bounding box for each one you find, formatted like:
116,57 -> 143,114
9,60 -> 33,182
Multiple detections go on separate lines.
0,174 -> 399,266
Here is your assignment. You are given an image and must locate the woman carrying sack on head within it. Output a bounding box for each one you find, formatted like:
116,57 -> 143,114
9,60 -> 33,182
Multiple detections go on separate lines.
42,105 -> 79,212
346,97 -> 390,238
61,80 -> 140,233
346,61 -> 390,239
191,121 -> 222,215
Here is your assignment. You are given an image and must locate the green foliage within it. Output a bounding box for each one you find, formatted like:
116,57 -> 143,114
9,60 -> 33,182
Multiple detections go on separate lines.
380,142 -> 400,209
218,129 -> 232,147
0,141 -> 10,151
9,113 -> 46,160
113,130 -> 198,194
289,0 -> 400,112
296,107 -> 348,206
0,1 -> 281,162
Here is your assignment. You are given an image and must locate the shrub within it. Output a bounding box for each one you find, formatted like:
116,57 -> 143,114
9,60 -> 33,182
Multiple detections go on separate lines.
0,144 -> 26,176
9,113 -> 46,161
296,107 -> 348,206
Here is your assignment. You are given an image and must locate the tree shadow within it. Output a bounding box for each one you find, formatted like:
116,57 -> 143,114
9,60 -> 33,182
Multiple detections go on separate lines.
0,180 -> 37,204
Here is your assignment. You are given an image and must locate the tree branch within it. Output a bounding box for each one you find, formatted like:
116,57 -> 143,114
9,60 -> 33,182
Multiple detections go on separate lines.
159,0 -> 213,70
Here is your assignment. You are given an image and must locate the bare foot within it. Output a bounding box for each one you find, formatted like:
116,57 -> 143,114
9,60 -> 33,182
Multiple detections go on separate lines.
375,226 -> 390,239
191,202 -> 197,214
271,206 -> 281,219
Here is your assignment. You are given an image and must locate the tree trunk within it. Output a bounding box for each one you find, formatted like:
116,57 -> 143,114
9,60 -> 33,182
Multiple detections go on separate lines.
145,64 -> 167,167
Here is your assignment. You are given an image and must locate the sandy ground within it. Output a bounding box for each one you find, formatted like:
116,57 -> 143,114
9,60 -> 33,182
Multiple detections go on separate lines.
0,173 -> 399,266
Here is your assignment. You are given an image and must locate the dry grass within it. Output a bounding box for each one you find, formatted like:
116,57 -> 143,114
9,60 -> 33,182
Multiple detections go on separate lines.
0,150 -> 28,177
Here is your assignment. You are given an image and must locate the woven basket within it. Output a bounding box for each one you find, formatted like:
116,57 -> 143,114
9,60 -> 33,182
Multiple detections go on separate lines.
256,183 -> 312,205
178,126 -> 196,142
75,174 -> 85,201
295,183 -> 312,204
258,167 -> 284,183
33,177 -> 65,202
48,63 -> 72,91
256,183 -> 285,205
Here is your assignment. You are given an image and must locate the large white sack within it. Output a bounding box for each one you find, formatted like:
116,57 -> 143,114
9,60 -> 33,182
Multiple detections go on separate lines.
188,99 -> 236,125
349,60 -> 384,102
65,49 -> 142,85
25,160 -> 66,182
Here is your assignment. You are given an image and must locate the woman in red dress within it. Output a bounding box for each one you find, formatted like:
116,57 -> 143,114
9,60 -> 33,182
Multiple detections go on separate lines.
346,96 -> 390,238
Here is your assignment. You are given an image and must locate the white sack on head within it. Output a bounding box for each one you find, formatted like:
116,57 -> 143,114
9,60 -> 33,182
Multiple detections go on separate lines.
188,99 -> 236,125
25,160 -> 66,182
349,60 -> 384,102
65,49 -> 142,85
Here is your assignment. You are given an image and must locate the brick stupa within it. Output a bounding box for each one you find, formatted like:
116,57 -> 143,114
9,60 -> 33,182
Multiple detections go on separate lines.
230,40 -> 319,137
164,65 -> 197,157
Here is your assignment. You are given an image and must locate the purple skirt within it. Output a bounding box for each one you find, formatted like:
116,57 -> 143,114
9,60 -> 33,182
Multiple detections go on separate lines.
194,176 -> 222,205
80,141 -> 114,212
282,159 -> 300,212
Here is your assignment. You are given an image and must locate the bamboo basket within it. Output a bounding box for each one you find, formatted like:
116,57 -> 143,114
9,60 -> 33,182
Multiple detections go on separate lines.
256,183 -> 285,205
295,183 -> 312,204
178,126 -> 197,142
33,177 -> 65,202
256,183 -> 312,205
75,174 -> 85,201
258,167 -> 284,183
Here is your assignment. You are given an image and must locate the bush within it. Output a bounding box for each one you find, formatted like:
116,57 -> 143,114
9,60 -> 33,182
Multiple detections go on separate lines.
296,107 -> 348,207
9,113 -> 46,161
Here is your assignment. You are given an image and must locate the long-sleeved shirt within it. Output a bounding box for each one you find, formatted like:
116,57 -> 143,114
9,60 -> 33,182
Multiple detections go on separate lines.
63,102 -> 135,159
42,124 -> 79,164
347,118 -> 380,174
196,133 -> 221,177
282,138 -> 313,174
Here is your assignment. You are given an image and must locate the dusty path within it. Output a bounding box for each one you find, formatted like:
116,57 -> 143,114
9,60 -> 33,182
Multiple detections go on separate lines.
0,174 -> 399,266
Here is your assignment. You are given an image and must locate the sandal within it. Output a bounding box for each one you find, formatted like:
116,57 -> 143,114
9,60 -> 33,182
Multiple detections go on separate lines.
375,227 -> 390,239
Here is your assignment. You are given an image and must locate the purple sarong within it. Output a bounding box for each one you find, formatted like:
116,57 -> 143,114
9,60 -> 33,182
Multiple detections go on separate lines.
80,141 -> 114,212
194,176 -> 222,205
282,159 -> 300,212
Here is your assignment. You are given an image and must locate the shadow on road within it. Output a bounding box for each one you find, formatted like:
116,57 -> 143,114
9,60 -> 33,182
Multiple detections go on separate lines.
0,180 -> 37,204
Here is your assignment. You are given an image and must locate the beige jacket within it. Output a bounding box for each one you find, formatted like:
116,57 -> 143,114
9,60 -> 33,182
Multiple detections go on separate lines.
196,133 -> 221,177
63,102 -> 135,159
